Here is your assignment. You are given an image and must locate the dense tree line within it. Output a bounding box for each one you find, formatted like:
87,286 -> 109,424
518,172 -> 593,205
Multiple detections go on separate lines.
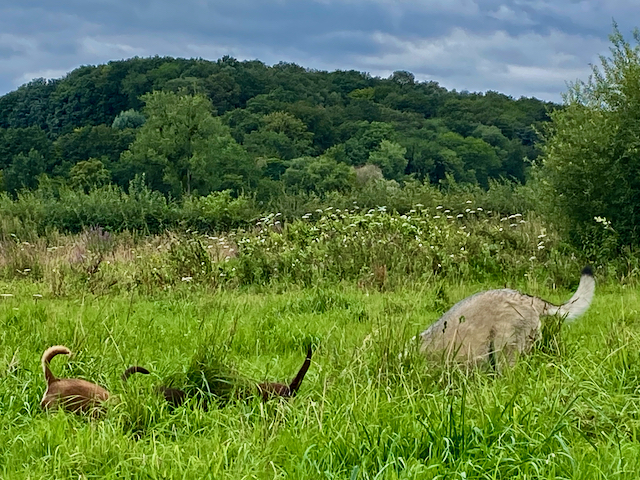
0,56 -> 556,200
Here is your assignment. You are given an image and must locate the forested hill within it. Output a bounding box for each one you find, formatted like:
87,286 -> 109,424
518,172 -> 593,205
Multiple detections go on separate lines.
0,56 -> 557,198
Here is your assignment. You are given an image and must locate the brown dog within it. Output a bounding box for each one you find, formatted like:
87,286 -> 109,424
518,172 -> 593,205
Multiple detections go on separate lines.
124,345 -> 314,408
40,345 -> 110,414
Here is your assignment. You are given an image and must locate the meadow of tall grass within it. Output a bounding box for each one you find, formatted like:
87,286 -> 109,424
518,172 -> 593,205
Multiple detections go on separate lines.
1,200 -> 640,479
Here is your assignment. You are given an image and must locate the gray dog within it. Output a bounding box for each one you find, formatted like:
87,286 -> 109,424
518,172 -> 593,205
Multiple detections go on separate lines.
415,267 -> 595,369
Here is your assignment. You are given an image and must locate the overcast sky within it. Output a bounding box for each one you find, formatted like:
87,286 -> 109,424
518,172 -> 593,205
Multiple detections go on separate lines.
1,1 -> 638,102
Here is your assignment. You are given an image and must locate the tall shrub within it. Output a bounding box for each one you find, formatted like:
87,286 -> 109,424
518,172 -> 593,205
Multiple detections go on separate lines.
540,25 -> 640,250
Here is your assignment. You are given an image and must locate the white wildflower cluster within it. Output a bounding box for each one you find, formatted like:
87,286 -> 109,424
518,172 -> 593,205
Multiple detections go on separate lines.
193,200 -> 556,285
594,216 -> 613,229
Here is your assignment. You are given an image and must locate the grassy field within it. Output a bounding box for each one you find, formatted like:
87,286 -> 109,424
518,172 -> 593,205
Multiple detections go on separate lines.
1,274 -> 640,479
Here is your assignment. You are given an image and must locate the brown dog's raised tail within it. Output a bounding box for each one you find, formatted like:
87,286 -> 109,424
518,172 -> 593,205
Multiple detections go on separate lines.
257,345 -> 313,400
42,345 -> 71,385
287,344 -> 313,396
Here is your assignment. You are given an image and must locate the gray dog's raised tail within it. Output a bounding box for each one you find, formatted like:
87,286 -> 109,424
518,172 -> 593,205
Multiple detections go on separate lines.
545,265 -> 595,321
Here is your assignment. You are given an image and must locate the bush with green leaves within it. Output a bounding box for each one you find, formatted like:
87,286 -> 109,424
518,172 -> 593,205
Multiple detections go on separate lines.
180,190 -> 259,232
540,25 -> 640,251
227,202 -> 567,287
282,156 -> 356,195
0,181 -> 260,237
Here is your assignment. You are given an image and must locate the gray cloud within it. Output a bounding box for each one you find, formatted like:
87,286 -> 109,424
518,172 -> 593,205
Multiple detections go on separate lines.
1,1 -> 639,102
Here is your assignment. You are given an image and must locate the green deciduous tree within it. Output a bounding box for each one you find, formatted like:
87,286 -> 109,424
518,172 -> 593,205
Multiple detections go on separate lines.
120,90 -> 256,197
540,25 -> 640,246
112,109 -> 146,130
367,139 -> 408,181
204,70 -> 242,114
438,132 -> 501,187
0,127 -> 52,170
54,125 -> 135,178
355,164 -> 384,186
3,149 -> 47,193
69,158 -> 112,192
282,156 -> 355,194
243,111 -> 314,160
0,78 -> 57,130
338,121 -> 395,166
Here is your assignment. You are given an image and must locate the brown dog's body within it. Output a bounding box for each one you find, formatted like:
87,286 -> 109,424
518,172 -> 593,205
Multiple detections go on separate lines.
257,345 -> 313,400
40,346 -> 110,414
125,346 -> 313,408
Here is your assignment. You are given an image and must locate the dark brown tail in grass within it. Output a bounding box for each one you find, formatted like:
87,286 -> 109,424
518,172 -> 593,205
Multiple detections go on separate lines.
257,345 -> 313,400
121,365 -> 151,381
40,345 -> 110,414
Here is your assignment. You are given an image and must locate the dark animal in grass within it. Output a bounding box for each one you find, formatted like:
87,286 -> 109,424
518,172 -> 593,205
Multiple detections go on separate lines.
256,345 -> 313,400
124,346 -> 313,408
40,345 -> 110,415
413,266 -> 595,369
122,366 -> 187,409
